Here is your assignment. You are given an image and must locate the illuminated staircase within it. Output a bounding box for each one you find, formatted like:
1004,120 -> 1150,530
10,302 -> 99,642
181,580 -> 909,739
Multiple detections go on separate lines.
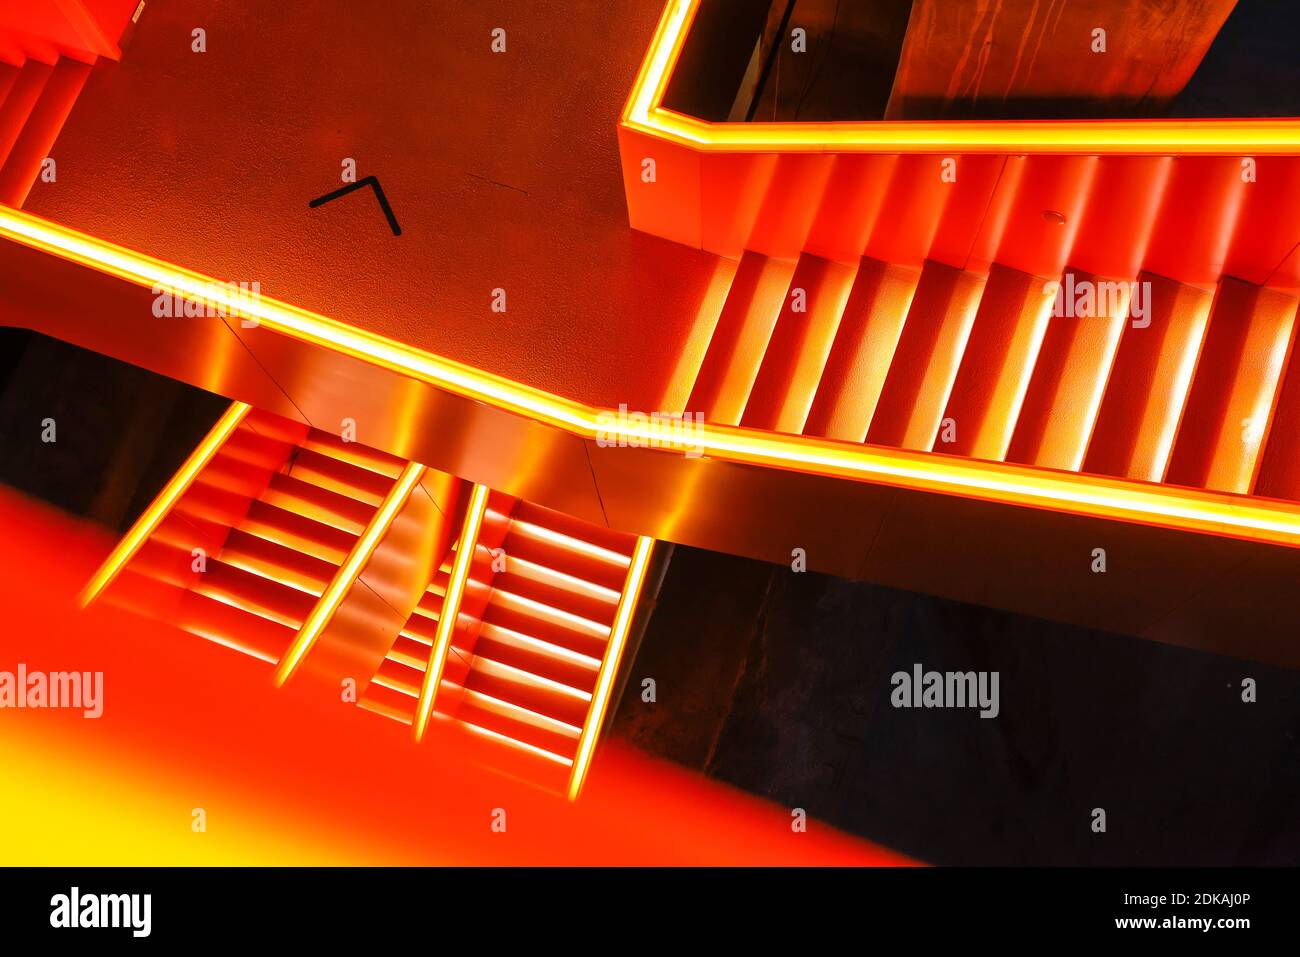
0,56 -> 93,206
100,407 -> 405,664
89,403 -> 652,797
687,248 -> 1300,501
360,496 -> 640,793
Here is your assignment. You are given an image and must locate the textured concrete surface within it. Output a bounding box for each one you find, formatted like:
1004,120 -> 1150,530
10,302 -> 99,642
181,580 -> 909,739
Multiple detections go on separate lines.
27,0 -> 720,412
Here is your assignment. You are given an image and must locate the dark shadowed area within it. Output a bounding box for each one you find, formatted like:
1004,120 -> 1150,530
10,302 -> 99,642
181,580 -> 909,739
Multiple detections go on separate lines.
615,546 -> 1300,865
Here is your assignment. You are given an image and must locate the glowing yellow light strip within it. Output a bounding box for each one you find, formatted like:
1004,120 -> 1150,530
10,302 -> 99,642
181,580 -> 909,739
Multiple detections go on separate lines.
78,401 -> 250,608
6,204 -> 1300,551
412,483 -> 490,742
273,461 -> 425,687
622,0 -> 1300,154
567,536 -> 654,802
0,208 -> 592,435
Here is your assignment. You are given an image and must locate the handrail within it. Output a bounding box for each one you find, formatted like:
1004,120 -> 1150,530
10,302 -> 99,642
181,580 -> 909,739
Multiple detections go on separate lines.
622,0 -> 1300,155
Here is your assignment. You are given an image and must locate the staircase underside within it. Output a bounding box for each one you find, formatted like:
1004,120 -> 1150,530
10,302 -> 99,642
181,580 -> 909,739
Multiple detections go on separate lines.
88,404 -> 652,798
6,0 -> 1300,675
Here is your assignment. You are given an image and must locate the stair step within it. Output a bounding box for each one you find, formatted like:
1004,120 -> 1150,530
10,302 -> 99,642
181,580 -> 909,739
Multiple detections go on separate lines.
299,429 -> 406,479
240,500 -> 356,565
191,559 -> 318,629
200,451 -> 277,500
218,528 -> 335,596
941,264 -> 1057,461
463,656 -> 592,729
481,599 -> 609,661
456,695 -> 580,764
220,424 -> 299,472
0,60 -> 51,170
866,260 -> 987,451
500,528 -> 629,594
509,501 -> 634,559
128,538 -> 200,589
495,559 -> 620,625
104,567 -> 188,623
284,446 -> 393,506
401,610 -> 440,646
0,63 -> 19,104
1166,278 -> 1299,493
358,682 -> 417,725
803,258 -> 919,442
421,567 -> 452,602
686,251 -> 798,424
176,478 -> 257,529
1084,274 -> 1213,482
454,722 -> 574,791
1256,329 -> 1300,501
371,655 -> 423,699
262,472 -> 375,535
170,589 -> 298,664
387,633 -> 433,670
740,253 -> 857,434
1006,268 -> 1132,472
151,508 -> 238,557
0,57 -> 92,206
474,622 -> 601,693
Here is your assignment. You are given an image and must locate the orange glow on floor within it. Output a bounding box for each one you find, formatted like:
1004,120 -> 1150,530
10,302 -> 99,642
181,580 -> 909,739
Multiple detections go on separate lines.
0,488 -> 904,865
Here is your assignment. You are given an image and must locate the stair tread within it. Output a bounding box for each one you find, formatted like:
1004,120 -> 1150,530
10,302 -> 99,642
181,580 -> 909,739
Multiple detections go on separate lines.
1005,267 -> 1131,472
240,499 -> 356,565
464,657 -> 592,728
1084,273 -> 1213,483
219,528 -> 335,595
866,260 -> 987,451
191,558 -> 318,629
940,264 -> 1057,461
1166,278 -> 1299,494
0,57 -> 92,206
741,253 -> 857,434
262,471 -> 375,534
300,429 -> 406,478
803,258 -> 919,442
284,446 -> 394,506
0,60 -> 52,170
686,251 -> 797,425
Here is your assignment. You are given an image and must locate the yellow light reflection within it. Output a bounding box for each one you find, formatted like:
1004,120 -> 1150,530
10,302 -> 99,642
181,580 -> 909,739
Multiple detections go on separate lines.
78,401 -> 250,608
568,536 -> 654,801
273,461 -> 425,687
6,204 -> 1300,555
413,483 -> 489,742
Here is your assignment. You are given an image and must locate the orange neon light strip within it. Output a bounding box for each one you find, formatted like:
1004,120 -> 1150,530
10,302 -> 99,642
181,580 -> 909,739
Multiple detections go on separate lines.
6,205 -> 1300,552
622,0 -> 1300,155
78,400 -> 250,608
273,461 -> 425,687
412,483 -> 489,742
568,535 -> 654,801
